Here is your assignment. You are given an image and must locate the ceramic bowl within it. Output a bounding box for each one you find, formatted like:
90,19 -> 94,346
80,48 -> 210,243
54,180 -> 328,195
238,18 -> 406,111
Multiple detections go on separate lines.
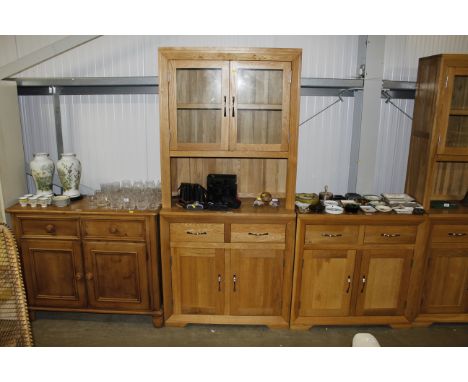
19,196 -> 29,207
28,196 -> 39,207
53,195 -> 70,207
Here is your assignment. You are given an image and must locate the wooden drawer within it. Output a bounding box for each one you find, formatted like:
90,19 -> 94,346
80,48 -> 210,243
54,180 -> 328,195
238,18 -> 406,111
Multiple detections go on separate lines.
170,223 -> 224,243
431,225 -> 468,243
82,219 -> 146,240
18,217 -> 79,238
305,225 -> 359,245
363,225 -> 417,244
231,224 -> 286,243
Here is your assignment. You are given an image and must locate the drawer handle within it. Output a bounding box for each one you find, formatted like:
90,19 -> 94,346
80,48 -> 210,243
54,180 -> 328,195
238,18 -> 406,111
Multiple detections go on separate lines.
248,232 -> 269,236
109,225 -> 119,234
85,272 -> 94,281
321,233 -> 342,238
381,233 -> 400,238
186,231 -> 207,236
448,232 -> 467,237
75,273 -> 83,281
45,224 -> 56,233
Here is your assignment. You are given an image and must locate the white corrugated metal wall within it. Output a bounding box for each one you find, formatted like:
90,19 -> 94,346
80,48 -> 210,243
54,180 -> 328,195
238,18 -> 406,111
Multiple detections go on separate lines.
13,35 -> 468,196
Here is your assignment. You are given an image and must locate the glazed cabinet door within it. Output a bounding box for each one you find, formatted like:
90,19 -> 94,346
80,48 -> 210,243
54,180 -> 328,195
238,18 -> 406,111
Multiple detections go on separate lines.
169,60 -> 230,151
230,61 -> 291,152
171,247 -> 225,315
230,248 -> 284,316
298,250 -> 356,317
355,249 -> 412,316
422,248 -> 468,314
438,67 -> 468,155
83,241 -> 150,310
21,239 -> 86,308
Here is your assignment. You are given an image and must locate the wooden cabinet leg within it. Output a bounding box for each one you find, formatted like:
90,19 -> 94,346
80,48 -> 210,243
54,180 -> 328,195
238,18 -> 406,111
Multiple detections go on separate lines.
411,322 -> 433,328
152,314 -> 164,328
28,310 -> 36,321
390,323 -> 412,329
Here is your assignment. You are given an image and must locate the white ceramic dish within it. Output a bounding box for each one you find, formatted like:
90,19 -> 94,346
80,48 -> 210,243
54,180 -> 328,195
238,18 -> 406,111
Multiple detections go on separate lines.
375,205 -> 392,213
360,205 -> 376,213
325,205 -> 344,214
53,195 -> 70,207
363,194 -> 380,201
323,200 -> 339,206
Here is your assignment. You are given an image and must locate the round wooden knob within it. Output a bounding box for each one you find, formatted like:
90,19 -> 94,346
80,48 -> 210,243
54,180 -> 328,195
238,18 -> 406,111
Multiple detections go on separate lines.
45,224 -> 56,233
75,273 -> 83,281
85,272 -> 94,280
109,225 -> 119,234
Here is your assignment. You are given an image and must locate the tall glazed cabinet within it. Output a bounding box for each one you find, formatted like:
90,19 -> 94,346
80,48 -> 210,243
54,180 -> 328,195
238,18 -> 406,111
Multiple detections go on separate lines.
158,47 -> 301,328
405,54 -> 468,326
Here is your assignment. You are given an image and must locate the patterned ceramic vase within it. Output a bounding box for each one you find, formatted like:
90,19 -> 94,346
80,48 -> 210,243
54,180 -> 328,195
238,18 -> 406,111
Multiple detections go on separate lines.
57,153 -> 81,198
30,153 -> 54,196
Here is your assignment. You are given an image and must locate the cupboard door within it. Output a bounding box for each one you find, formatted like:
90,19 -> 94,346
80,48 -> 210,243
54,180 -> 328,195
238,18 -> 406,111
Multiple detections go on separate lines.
169,60 -> 230,151
230,249 -> 284,316
438,67 -> 468,155
83,241 -> 150,310
21,239 -> 86,308
355,250 -> 412,316
298,250 -> 355,317
171,247 -> 225,315
422,248 -> 468,314
230,61 -> 291,152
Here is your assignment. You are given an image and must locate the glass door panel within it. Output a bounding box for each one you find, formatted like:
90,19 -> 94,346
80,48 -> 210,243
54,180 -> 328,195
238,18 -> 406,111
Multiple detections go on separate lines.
230,61 -> 291,151
439,69 -> 468,154
169,61 -> 229,150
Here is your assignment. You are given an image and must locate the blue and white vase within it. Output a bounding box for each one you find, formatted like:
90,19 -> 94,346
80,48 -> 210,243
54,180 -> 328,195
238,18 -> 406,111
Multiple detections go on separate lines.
57,153 -> 81,198
30,153 -> 54,196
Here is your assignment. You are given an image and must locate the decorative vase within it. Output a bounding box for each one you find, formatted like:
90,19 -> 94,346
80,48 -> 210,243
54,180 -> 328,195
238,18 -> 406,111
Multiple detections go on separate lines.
57,153 -> 82,198
30,153 -> 54,196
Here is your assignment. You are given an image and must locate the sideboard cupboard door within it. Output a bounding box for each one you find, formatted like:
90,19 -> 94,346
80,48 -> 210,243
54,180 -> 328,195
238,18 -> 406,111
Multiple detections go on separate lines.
21,239 -> 86,308
298,250 -> 356,317
422,248 -> 468,314
83,241 -> 150,310
171,247 -> 225,315
230,248 -> 284,316
230,61 -> 291,152
169,60 -> 230,151
355,249 -> 412,316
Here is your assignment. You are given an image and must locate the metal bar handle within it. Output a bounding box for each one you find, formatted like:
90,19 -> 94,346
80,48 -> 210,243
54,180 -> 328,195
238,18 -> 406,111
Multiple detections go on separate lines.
218,274 -> 222,292
186,231 -> 207,236
448,232 -> 467,237
248,232 -> 269,236
321,233 -> 343,238
233,274 -> 237,292
360,275 -> 366,293
346,276 -> 351,293
381,233 -> 401,238
232,96 -> 235,117
223,96 -> 227,117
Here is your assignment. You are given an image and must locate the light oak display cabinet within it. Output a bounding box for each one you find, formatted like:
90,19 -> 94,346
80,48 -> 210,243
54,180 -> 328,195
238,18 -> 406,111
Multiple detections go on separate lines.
6,199 -> 163,327
405,54 -> 468,326
158,47 -> 302,328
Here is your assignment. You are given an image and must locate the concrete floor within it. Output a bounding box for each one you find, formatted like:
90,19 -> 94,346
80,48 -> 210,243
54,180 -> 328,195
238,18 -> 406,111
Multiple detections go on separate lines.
30,312 -> 468,346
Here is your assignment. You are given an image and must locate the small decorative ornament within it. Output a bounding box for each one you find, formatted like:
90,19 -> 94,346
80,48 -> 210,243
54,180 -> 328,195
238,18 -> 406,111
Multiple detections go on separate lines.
57,153 -> 82,198
30,153 -> 54,196
260,192 -> 272,203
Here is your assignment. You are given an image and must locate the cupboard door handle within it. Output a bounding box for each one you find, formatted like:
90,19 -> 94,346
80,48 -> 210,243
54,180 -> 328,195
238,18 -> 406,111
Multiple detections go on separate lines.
232,96 -> 235,117
218,274 -> 222,292
321,233 -> 342,238
85,272 -> 94,281
109,225 -> 119,234
346,276 -> 351,293
186,231 -> 207,236
360,276 -> 366,293
75,273 -> 83,281
248,232 -> 269,236
45,224 -> 56,233
381,233 -> 400,238
223,96 -> 227,117
448,232 -> 467,237
233,274 -> 237,292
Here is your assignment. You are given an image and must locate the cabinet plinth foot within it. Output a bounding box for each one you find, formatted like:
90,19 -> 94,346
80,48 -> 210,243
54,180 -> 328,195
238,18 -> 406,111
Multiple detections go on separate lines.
411,322 -> 433,328
390,323 -> 412,329
152,315 -> 164,328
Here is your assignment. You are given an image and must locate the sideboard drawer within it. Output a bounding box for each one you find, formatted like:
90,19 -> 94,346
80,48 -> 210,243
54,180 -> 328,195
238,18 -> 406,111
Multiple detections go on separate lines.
231,224 -> 286,243
19,217 -> 79,238
170,223 -> 224,242
305,225 -> 359,245
431,225 -> 468,243
364,225 -> 417,244
82,219 -> 146,240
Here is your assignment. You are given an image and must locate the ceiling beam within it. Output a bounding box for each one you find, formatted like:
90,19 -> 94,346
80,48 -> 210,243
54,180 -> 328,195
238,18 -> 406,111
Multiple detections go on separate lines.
0,36 -> 101,80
